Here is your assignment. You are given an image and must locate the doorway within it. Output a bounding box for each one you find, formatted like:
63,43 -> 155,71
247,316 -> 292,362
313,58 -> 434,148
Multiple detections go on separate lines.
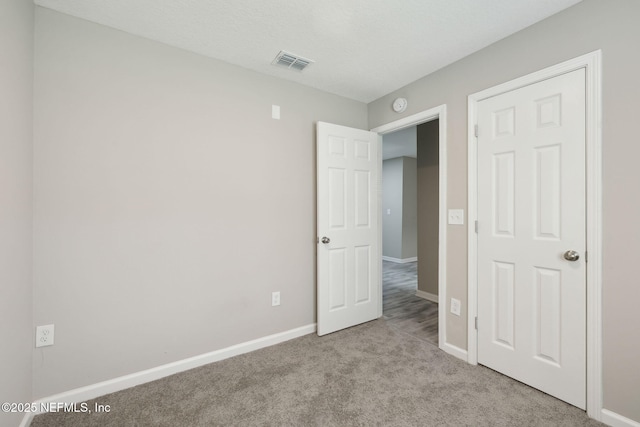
381,121 -> 439,345
467,51 -> 603,417
477,68 -> 587,408
371,104 -> 449,353
315,106 -> 448,349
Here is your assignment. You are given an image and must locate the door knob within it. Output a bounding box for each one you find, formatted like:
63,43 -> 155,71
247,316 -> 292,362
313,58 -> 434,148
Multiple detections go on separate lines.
563,250 -> 580,262
321,237 -> 330,244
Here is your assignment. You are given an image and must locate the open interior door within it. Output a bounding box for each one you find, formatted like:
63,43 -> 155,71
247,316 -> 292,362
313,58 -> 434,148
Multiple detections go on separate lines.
317,122 -> 381,336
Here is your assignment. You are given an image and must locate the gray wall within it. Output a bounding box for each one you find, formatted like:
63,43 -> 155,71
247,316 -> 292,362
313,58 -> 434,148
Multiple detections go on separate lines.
33,7 -> 367,398
401,158 -> 417,260
382,157 -> 404,259
382,156 -> 417,260
10,1 -> 639,422
368,0 -> 640,421
416,120 -> 439,297
0,1 -> 34,426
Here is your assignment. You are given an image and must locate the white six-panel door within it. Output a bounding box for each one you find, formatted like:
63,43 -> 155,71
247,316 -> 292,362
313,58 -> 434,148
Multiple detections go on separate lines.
477,69 -> 587,408
317,122 -> 381,336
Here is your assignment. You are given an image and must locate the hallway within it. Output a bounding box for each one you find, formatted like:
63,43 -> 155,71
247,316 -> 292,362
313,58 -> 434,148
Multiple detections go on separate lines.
382,260 -> 438,345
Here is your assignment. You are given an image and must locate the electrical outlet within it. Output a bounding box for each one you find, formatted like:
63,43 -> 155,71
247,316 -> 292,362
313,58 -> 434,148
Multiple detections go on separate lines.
36,324 -> 55,348
450,298 -> 461,316
272,291 -> 281,307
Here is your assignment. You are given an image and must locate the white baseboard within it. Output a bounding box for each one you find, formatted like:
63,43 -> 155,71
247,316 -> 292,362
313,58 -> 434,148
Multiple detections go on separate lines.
19,412 -> 35,427
382,256 -> 417,264
440,342 -> 468,362
20,323 -> 316,427
601,409 -> 640,427
415,290 -> 438,303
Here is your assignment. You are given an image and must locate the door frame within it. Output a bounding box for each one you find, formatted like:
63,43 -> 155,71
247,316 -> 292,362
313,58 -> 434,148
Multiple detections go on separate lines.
467,51 -> 602,419
371,104 -> 451,354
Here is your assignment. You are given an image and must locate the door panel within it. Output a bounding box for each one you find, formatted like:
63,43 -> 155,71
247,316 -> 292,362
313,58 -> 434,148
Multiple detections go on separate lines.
354,245 -> 371,303
493,261 -> 515,349
328,249 -> 347,310
477,69 -> 586,409
317,122 -> 381,336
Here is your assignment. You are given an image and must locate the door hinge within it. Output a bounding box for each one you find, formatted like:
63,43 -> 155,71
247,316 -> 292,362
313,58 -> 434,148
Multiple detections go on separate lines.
475,220 -> 478,233
585,250 -> 588,263
474,124 -> 479,138
475,317 -> 478,330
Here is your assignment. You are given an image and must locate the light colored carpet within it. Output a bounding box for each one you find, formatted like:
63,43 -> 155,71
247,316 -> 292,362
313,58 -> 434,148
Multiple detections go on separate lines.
31,319 -> 602,426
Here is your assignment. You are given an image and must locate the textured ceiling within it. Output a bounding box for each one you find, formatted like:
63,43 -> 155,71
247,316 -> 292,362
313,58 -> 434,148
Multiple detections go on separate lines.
34,0 -> 583,103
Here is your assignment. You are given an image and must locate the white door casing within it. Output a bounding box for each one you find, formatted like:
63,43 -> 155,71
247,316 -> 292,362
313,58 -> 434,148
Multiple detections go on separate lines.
371,105 -> 450,355
476,69 -> 586,408
317,122 -> 381,336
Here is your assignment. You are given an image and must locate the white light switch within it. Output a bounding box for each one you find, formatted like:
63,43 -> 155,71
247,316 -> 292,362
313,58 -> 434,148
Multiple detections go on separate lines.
272,105 -> 280,120
386,209 -> 391,215
448,209 -> 464,225
450,298 -> 461,316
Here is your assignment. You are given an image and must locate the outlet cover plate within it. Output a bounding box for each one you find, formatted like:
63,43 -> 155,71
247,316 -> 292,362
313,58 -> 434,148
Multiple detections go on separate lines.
36,324 -> 55,347
271,291 -> 281,306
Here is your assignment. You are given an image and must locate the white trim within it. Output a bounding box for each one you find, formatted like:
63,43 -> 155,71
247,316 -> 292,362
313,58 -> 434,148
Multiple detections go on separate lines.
382,256 -> 417,264
372,109 -> 441,134
467,51 -> 603,419
20,324 -> 316,426
371,104 -> 448,357
467,94 -> 479,366
584,50 -> 604,421
415,290 -> 438,304
441,342 -> 468,361
601,409 -> 640,427
377,133 -> 384,319
19,413 -> 34,427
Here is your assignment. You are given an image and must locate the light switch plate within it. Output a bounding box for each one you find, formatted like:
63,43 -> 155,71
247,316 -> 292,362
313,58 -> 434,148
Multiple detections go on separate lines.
272,105 -> 280,120
448,209 -> 464,225
450,298 -> 461,316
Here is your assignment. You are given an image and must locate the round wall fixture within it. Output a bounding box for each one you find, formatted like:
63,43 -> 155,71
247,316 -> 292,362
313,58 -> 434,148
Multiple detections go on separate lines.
392,97 -> 408,113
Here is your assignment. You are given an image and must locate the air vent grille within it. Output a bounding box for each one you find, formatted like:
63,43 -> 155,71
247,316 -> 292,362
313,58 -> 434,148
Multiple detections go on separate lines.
272,50 -> 314,72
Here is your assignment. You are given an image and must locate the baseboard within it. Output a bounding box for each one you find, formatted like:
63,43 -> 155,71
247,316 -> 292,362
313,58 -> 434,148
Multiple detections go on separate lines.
382,256 -> 417,264
415,290 -> 438,303
440,342 -> 468,362
21,323 -> 316,426
601,409 -> 640,427
19,412 -> 35,427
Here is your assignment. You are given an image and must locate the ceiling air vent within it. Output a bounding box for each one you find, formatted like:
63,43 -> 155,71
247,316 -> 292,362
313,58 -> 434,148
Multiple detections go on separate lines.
272,50 -> 314,72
